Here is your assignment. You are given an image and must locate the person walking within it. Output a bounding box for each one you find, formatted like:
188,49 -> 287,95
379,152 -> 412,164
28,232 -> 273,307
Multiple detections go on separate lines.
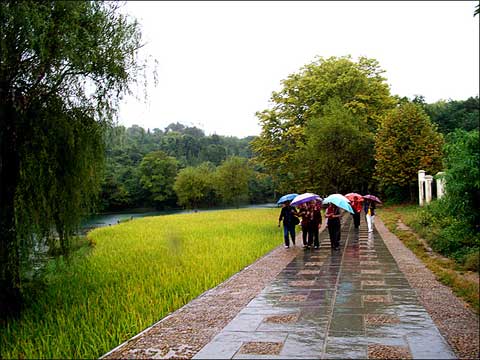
364,199 -> 376,233
306,199 -> 322,249
297,203 -> 310,249
278,201 -> 298,248
325,203 -> 341,250
351,196 -> 363,229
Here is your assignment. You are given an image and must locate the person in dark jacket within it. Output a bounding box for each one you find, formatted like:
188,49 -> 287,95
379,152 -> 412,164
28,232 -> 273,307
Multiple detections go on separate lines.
325,203 -> 341,250
297,203 -> 310,249
306,200 -> 322,249
278,201 -> 298,248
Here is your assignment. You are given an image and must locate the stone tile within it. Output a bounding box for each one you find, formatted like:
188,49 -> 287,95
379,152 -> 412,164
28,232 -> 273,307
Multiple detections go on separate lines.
324,336 -> 368,359
330,314 -> 365,334
223,313 -> 265,332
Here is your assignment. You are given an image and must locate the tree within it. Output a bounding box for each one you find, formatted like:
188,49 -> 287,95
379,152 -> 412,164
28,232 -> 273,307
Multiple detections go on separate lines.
215,157 -> 252,207
297,98 -> 375,195
139,151 -> 179,208
251,55 -> 395,192
0,1 -> 146,316
374,102 -> 444,200
173,162 -> 217,209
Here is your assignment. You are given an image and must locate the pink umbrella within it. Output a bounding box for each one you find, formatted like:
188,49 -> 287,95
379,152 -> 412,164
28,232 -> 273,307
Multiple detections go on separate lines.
363,194 -> 382,203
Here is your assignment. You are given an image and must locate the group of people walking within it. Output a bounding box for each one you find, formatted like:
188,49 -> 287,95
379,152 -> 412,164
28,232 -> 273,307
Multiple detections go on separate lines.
278,196 -> 377,250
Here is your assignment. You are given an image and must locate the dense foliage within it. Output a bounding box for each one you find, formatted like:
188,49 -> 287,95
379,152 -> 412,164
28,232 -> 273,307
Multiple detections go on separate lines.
100,123 -> 274,210
418,96 -> 479,134
0,1 -> 145,317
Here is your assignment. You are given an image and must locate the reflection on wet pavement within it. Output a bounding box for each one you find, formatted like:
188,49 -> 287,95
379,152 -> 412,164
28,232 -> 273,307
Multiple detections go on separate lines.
194,215 -> 456,359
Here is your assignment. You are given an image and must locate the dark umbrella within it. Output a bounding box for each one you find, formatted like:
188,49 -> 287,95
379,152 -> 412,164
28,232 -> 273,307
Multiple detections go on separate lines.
363,194 -> 382,203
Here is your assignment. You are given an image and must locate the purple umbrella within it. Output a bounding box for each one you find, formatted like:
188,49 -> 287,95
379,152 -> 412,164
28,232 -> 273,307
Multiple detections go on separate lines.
363,194 -> 382,203
290,192 -> 323,207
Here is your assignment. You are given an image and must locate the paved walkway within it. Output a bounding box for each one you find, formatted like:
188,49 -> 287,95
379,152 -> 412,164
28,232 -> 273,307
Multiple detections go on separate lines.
193,215 -> 456,359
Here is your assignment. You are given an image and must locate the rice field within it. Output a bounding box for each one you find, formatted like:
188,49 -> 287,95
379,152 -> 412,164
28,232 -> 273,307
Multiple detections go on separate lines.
0,207 -> 282,359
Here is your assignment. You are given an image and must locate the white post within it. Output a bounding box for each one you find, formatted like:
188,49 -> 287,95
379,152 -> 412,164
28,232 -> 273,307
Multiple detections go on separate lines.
418,170 -> 425,206
425,175 -> 433,204
436,172 -> 446,199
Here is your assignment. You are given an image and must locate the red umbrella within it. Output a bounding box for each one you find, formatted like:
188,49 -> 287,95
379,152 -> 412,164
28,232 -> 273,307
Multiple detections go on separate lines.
363,194 -> 382,203
344,193 -> 364,202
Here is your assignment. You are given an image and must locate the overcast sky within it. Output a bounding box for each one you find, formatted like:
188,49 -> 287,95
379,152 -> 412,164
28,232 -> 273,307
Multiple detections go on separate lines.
117,1 -> 479,138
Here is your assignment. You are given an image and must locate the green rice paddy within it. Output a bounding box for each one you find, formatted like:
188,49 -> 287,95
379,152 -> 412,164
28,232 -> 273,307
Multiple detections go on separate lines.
0,208 -> 282,359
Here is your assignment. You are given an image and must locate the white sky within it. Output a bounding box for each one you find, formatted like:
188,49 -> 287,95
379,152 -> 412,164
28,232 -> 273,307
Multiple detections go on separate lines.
117,1 -> 479,138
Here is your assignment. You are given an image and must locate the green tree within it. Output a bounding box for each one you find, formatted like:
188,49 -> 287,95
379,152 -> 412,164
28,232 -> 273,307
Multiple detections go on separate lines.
139,151 -> 179,208
173,162 -> 217,209
0,1 -> 146,316
215,157 -> 252,207
297,98 -> 375,195
251,55 -> 395,192
374,102 -> 444,200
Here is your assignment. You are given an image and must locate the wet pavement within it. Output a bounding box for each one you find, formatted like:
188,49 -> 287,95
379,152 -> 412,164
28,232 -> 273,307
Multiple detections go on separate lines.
193,215 -> 456,359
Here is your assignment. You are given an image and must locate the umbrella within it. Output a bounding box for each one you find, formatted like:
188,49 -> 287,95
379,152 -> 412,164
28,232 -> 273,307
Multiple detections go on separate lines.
363,194 -> 382,203
323,193 -> 354,214
344,192 -> 364,202
290,192 -> 323,207
276,193 -> 299,204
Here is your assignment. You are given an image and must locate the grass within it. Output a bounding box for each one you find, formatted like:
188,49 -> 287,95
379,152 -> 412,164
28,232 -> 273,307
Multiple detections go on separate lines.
380,204 -> 479,314
0,208 -> 283,359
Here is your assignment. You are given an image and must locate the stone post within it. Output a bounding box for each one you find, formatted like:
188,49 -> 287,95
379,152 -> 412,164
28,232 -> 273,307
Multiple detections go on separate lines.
425,175 -> 433,204
436,172 -> 446,199
418,170 -> 425,206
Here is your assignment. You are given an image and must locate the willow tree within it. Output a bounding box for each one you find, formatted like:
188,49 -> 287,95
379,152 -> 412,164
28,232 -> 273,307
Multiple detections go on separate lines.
0,1 -> 147,317
251,55 -> 396,193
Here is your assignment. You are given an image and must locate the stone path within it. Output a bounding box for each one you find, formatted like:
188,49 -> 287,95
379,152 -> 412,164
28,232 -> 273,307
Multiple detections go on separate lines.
193,215 -> 456,359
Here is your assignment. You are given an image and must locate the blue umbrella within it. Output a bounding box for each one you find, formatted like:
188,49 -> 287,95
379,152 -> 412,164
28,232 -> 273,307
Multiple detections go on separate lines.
277,193 -> 298,204
323,193 -> 354,214
290,192 -> 323,207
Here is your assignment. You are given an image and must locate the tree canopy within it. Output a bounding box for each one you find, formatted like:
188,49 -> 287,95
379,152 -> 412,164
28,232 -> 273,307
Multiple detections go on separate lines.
0,1 -> 146,317
251,55 -> 396,193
